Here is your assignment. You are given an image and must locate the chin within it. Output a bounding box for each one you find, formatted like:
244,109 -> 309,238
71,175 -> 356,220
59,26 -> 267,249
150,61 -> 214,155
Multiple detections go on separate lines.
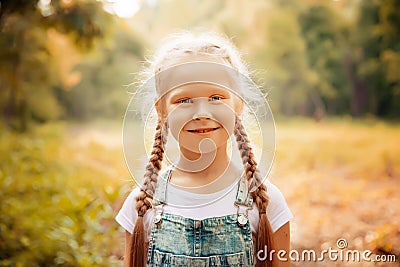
181,141 -> 228,155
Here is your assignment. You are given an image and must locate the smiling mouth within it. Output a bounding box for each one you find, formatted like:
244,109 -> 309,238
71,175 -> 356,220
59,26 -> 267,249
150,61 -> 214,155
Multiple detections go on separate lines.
187,127 -> 220,134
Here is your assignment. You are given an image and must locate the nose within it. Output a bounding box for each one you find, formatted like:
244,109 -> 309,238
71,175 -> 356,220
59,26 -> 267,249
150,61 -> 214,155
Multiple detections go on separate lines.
192,99 -> 212,120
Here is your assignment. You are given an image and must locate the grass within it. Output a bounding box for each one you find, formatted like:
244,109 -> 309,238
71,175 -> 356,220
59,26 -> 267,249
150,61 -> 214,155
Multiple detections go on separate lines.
1,117 -> 399,266
0,121 -> 129,266
274,116 -> 399,179
270,116 -> 400,266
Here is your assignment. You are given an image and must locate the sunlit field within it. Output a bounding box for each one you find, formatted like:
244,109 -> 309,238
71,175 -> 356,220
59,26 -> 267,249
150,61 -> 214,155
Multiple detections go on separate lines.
1,117 -> 399,266
271,117 -> 400,266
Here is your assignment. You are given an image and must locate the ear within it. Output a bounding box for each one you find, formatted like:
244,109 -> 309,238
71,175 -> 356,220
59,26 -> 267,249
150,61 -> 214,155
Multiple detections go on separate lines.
234,96 -> 244,116
155,99 -> 162,117
155,99 -> 167,122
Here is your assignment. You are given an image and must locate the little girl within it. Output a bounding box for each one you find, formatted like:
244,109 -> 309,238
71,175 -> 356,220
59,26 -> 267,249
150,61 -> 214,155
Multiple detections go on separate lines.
116,31 -> 292,267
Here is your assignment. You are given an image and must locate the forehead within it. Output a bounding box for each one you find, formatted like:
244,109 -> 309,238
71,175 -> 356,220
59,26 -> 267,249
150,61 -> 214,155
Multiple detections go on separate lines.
165,82 -> 233,101
155,57 -> 239,98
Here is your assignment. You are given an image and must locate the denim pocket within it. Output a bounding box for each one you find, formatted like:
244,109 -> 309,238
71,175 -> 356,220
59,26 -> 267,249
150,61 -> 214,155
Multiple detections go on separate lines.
150,249 -> 249,267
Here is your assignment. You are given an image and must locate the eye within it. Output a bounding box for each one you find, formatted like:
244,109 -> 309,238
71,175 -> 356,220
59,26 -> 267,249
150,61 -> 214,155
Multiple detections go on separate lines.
179,98 -> 193,104
209,96 -> 223,102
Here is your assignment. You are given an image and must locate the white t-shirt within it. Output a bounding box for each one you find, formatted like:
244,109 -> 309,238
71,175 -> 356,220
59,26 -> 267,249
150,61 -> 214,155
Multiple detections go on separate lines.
116,178 -> 293,242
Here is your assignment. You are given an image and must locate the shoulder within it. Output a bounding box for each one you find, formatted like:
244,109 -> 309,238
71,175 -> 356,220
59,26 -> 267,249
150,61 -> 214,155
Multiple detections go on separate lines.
263,179 -> 286,204
263,179 -> 291,214
115,187 -> 142,233
122,186 -> 142,207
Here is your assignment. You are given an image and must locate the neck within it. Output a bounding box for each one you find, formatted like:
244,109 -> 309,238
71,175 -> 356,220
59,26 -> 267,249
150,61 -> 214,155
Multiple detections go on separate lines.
173,144 -> 238,191
177,144 -> 229,173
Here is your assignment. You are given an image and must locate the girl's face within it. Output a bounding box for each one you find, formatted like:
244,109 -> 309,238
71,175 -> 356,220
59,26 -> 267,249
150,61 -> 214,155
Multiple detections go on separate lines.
156,55 -> 243,155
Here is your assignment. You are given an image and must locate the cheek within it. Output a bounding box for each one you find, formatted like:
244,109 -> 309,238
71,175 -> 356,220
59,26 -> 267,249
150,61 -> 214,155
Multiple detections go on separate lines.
212,103 -> 236,135
167,107 -> 192,141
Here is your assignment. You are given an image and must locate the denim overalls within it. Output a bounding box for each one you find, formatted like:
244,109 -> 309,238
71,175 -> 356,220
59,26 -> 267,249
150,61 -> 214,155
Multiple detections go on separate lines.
146,167 -> 255,267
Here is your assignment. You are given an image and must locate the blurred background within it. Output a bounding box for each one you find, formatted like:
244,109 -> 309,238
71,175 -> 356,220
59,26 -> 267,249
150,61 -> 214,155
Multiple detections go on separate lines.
0,0 -> 399,266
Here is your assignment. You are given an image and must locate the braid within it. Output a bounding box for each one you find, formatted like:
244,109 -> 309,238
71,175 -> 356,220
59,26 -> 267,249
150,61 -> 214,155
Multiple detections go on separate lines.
128,119 -> 168,267
234,116 -> 274,267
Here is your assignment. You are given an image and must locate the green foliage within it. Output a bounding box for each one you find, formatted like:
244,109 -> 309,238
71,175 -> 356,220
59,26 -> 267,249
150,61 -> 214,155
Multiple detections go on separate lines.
299,5 -> 351,115
0,0 -> 113,131
253,6 -> 315,116
64,29 -> 144,120
352,0 -> 400,117
0,124 -> 126,266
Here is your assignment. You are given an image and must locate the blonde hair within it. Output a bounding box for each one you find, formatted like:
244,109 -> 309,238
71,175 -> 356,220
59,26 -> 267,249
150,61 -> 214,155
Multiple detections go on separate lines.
128,31 -> 274,267
136,31 -> 268,122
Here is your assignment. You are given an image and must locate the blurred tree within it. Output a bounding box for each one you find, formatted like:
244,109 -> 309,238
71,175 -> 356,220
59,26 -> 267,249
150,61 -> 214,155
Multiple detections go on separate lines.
131,0 -> 226,43
375,0 -> 400,117
0,0 -> 112,131
253,6 -> 316,116
4,0 -> 395,121
299,4 -> 351,116
352,0 -> 400,117
64,26 -> 145,120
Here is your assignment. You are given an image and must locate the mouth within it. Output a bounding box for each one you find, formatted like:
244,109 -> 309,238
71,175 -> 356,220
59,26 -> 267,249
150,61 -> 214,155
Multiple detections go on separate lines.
187,127 -> 220,134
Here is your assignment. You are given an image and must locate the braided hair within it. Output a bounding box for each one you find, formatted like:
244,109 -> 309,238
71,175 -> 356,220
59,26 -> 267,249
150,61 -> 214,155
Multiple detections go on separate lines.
234,115 -> 274,267
128,119 -> 168,266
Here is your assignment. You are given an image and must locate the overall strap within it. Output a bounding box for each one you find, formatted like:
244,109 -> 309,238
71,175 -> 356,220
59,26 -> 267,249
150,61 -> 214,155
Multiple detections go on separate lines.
234,173 -> 253,227
234,173 -> 253,207
152,167 -> 172,206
